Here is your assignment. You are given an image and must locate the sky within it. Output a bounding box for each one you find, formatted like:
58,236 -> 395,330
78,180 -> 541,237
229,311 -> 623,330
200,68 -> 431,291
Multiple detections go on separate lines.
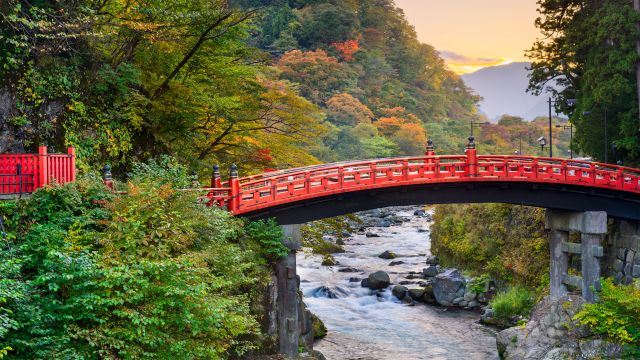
394,0 -> 540,74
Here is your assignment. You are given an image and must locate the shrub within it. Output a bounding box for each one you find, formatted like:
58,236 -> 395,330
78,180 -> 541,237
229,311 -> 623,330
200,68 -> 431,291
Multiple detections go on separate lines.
574,279 -> 640,356
490,286 -> 535,322
245,219 -> 290,261
0,160 -> 282,359
431,204 -> 549,289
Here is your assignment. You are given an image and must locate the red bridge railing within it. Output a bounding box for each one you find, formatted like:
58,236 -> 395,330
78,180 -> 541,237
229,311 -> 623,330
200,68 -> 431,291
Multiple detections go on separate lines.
204,141 -> 640,215
0,146 -> 76,197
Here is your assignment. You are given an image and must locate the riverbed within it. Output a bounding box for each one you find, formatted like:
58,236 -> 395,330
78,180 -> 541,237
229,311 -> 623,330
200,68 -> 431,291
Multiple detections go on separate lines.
297,207 -> 500,360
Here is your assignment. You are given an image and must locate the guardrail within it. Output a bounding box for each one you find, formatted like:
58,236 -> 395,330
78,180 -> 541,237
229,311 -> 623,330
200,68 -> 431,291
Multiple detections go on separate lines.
204,148 -> 640,216
0,146 -> 76,197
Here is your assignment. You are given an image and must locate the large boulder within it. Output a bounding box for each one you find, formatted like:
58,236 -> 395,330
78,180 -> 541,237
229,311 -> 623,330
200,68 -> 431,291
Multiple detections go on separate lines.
497,295 -> 624,360
432,269 -> 466,306
368,271 -> 391,290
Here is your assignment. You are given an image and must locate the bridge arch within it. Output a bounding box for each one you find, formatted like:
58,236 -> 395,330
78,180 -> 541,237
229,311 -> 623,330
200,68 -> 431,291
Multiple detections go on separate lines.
207,140 -> 640,224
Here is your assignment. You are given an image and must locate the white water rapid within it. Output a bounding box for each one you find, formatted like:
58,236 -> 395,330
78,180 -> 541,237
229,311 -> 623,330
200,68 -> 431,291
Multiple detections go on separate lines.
297,207 -> 500,360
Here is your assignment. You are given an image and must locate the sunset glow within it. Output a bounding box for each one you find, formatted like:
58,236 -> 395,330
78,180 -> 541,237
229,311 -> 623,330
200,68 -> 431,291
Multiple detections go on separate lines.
445,58 -> 515,75
395,0 -> 538,74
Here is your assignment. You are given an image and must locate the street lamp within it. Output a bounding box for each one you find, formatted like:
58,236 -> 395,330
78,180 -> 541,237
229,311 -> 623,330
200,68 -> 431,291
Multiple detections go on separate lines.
548,97 -> 577,157
537,136 -> 547,154
470,120 -> 490,138
555,123 -> 574,159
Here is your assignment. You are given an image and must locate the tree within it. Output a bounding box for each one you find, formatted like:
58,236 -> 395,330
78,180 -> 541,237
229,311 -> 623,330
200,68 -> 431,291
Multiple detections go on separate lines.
296,3 -> 359,49
527,0 -> 640,165
326,93 -> 374,126
276,49 -> 357,104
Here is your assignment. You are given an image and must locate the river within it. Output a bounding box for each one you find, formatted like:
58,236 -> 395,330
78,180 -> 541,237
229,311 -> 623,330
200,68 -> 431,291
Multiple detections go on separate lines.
297,207 -> 500,360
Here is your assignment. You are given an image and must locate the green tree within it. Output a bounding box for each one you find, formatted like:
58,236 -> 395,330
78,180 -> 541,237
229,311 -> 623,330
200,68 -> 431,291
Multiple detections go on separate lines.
528,0 -> 640,165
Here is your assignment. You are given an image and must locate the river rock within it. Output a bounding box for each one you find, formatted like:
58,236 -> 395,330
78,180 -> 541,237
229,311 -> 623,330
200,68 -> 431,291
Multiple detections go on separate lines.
376,219 -> 391,228
389,260 -> 404,266
321,255 -> 336,266
425,255 -> 439,265
422,284 -> 437,304
414,209 -> 426,216
468,300 -> 479,308
408,288 -> 425,301
338,267 -> 360,273
422,265 -> 438,277
365,232 -> 380,238
392,285 -> 408,299
361,278 -> 370,288
464,291 -> 477,302
368,271 -> 390,290
432,269 -> 466,306
378,250 -> 396,259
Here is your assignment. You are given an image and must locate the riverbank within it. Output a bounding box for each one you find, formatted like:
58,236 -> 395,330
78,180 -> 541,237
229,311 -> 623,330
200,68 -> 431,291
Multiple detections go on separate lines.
298,206 -> 499,360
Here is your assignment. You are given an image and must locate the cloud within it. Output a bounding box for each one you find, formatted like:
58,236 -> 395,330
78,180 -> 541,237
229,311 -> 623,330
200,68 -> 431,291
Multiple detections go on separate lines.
438,51 -> 513,75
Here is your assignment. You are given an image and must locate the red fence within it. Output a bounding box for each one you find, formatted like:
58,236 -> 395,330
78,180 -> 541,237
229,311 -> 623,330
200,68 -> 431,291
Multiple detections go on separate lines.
0,146 -> 76,196
204,148 -> 640,216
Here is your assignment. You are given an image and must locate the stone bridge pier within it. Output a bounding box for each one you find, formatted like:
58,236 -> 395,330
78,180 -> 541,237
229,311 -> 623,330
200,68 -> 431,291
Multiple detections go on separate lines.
545,210 -> 607,302
273,224 -> 315,358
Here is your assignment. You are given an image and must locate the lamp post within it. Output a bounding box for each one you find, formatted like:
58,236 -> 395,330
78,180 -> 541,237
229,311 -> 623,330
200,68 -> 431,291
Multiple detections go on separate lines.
548,98 -> 577,157
537,136 -> 547,155
555,123 -> 574,159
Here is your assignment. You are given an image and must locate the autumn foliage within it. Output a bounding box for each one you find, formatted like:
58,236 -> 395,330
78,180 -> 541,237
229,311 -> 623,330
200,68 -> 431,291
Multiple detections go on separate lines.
332,39 -> 360,61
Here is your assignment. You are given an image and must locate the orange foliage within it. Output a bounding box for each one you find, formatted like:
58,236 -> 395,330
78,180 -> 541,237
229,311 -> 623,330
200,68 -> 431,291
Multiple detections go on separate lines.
376,117 -> 404,137
332,39 -> 360,61
326,93 -> 374,125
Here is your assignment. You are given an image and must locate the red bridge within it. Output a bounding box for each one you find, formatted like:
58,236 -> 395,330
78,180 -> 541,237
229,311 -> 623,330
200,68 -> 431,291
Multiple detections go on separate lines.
0,146 -> 76,198
206,139 -> 640,224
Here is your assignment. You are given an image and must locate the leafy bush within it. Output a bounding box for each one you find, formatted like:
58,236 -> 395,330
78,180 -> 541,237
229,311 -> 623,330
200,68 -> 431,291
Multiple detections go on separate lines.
574,279 -> 640,356
0,160 -> 285,359
490,286 -> 535,322
431,204 -> 549,289
245,219 -> 290,261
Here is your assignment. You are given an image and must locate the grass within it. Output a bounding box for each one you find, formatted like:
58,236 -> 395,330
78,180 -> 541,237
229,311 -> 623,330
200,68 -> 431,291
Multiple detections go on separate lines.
490,286 -> 535,321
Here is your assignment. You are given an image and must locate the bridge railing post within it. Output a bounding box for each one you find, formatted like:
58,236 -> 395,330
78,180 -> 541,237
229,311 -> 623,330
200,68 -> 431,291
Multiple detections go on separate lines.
211,165 -> 222,188
37,146 -> 48,188
465,136 -> 478,177
228,164 -> 240,213
425,138 -> 436,163
102,165 -> 113,190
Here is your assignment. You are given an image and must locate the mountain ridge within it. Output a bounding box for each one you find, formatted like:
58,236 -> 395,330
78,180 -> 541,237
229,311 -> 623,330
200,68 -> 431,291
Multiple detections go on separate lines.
462,61 -> 553,121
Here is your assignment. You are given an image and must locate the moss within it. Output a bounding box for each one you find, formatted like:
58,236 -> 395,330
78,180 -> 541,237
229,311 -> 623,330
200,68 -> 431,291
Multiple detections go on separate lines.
321,255 -> 336,266
310,313 -> 327,339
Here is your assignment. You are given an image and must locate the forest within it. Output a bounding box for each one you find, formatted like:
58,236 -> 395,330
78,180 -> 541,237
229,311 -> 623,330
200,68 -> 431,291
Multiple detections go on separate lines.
0,0 -> 639,358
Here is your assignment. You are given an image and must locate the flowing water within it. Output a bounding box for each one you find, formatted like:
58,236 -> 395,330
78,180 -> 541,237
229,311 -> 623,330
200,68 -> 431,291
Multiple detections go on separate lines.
297,208 -> 500,360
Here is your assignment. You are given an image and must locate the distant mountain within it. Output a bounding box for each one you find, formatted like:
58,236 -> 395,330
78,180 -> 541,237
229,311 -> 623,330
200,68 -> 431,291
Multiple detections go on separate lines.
462,62 -> 554,121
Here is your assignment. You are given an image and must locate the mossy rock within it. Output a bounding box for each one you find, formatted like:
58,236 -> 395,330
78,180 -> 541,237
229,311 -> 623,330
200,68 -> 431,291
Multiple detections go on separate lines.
311,313 -> 327,339
321,255 -> 336,266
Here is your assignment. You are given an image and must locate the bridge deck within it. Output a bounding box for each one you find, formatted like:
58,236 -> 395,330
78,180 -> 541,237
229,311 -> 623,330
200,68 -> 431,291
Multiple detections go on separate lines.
203,154 -> 640,222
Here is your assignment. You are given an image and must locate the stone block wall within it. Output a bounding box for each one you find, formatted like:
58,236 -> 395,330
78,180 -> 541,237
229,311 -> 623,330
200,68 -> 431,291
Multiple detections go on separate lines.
605,219 -> 640,285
